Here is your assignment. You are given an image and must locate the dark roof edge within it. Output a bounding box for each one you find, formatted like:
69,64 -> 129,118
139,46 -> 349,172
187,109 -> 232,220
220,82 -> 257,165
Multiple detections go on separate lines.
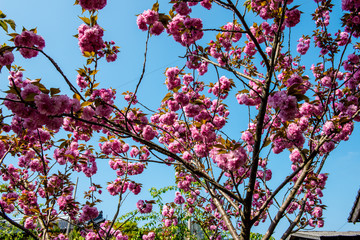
348,188 -> 360,223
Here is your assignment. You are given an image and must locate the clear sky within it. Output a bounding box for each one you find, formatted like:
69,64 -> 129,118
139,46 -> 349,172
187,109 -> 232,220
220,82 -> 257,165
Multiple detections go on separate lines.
0,0 -> 359,239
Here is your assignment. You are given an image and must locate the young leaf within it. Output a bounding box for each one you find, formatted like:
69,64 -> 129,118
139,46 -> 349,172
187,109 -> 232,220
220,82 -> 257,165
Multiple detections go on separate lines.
0,20 -> 8,33
50,88 -> 61,96
152,2 -> 159,12
79,16 -> 90,25
4,19 -> 15,31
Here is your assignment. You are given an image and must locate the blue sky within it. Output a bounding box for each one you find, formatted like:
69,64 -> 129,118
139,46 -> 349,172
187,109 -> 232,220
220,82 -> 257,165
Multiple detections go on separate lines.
0,0 -> 359,239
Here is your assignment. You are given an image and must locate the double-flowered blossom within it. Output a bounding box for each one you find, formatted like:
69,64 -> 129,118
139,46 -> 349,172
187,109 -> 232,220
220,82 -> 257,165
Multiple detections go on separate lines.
14,30 -> 45,58
297,37 -> 311,55
174,2 -> 192,16
209,76 -> 233,99
136,200 -> 153,213
0,192 -> 18,213
167,14 -> 203,46
162,205 -> 178,227
210,146 -> 247,171
79,0 -> 107,11
24,217 -> 37,229
222,22 -> 242,42
79,205 -> 99,222
142,232 -> 155,240
0,51 -> 14,66
165,67 -> 181,90
137,9 -> 165,36
268,91 -> 299,121
4,74 -> 81,131
285,9 -> 301,27
78,24 -> 104,54
336,31 -> 350,46
342,0 -> 360,11
174,191 -> 185,204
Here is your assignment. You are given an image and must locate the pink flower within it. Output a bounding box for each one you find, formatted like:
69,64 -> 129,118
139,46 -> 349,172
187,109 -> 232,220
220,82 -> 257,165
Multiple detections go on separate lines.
136,200 -> 153,214
337,32 -> 350,46
142,10 -> 159,25
312,206 -> 323,218
342,0 -> 360,11
320,141 -> 335,153
142,125 -> 156,141
223,22 -> 242,42
149,21 -> 165,35
184,104 -> 201,118
14,31 -> 45,58
24,217 -> 37,229
244,41 -> 256,56
80,205 -> 99,222
0,51 -> 14,66
322,121 -> 335,135
106,53 -> 117,62
297,38 -> 310,55
79,0 -> 107,10
201,0 -> 212,10
76,74 -> 88,89
137,15 -> 148,31
268,91 -> 299,121
174,191 -> 185,204
167,15 -> 203,46
78,24 -> 104,54
174,2 -> 192,15
142,232 -> 155,240
286,123 -> 305,147
285,9 -> 301,28
318,219 -> 324,228
164,219 -> 172,227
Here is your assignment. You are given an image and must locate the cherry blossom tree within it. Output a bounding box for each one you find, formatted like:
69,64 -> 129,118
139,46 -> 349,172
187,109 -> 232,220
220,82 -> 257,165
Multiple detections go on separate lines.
0,0 -> 359,240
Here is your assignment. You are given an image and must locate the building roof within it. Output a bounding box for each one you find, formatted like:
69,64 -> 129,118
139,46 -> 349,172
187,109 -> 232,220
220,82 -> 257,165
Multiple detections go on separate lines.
288,231 -> 360,240
348,188 -> 360,224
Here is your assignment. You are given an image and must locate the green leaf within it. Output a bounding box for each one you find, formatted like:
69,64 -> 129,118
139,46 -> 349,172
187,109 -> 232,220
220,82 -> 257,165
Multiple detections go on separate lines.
213,144 -> 224,149
24,92 -> 37,101
64,154 -> 75,159
4,19 -> 16,31
162,92 -> 172,102
263,138 -> 271,148
294,94 -> 309,102
158,14 -> 171,26
83,51 -> 93,57
238,89 -> 249,94
152,2 -> 159,12
0,46 -> 14,54
79,16 -> 90,25
81,101 -> 92,107
0,11 -> 6,19
50,88 -> 61,96
90,15 -> 98,25
0,20 -> 8,33
73,93 -> 81,101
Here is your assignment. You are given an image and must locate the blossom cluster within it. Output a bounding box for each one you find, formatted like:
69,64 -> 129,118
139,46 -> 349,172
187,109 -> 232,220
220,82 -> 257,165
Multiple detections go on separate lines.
4,71 -> 81,131
78,24 -> 104,54
14,30 -> 45,58
162,205 -> 178,227
167,15 -> 204,46
79,0 -> 107,11
137,9 -> 165,36
0,50 -> 14,66
136,200 -> 153,214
